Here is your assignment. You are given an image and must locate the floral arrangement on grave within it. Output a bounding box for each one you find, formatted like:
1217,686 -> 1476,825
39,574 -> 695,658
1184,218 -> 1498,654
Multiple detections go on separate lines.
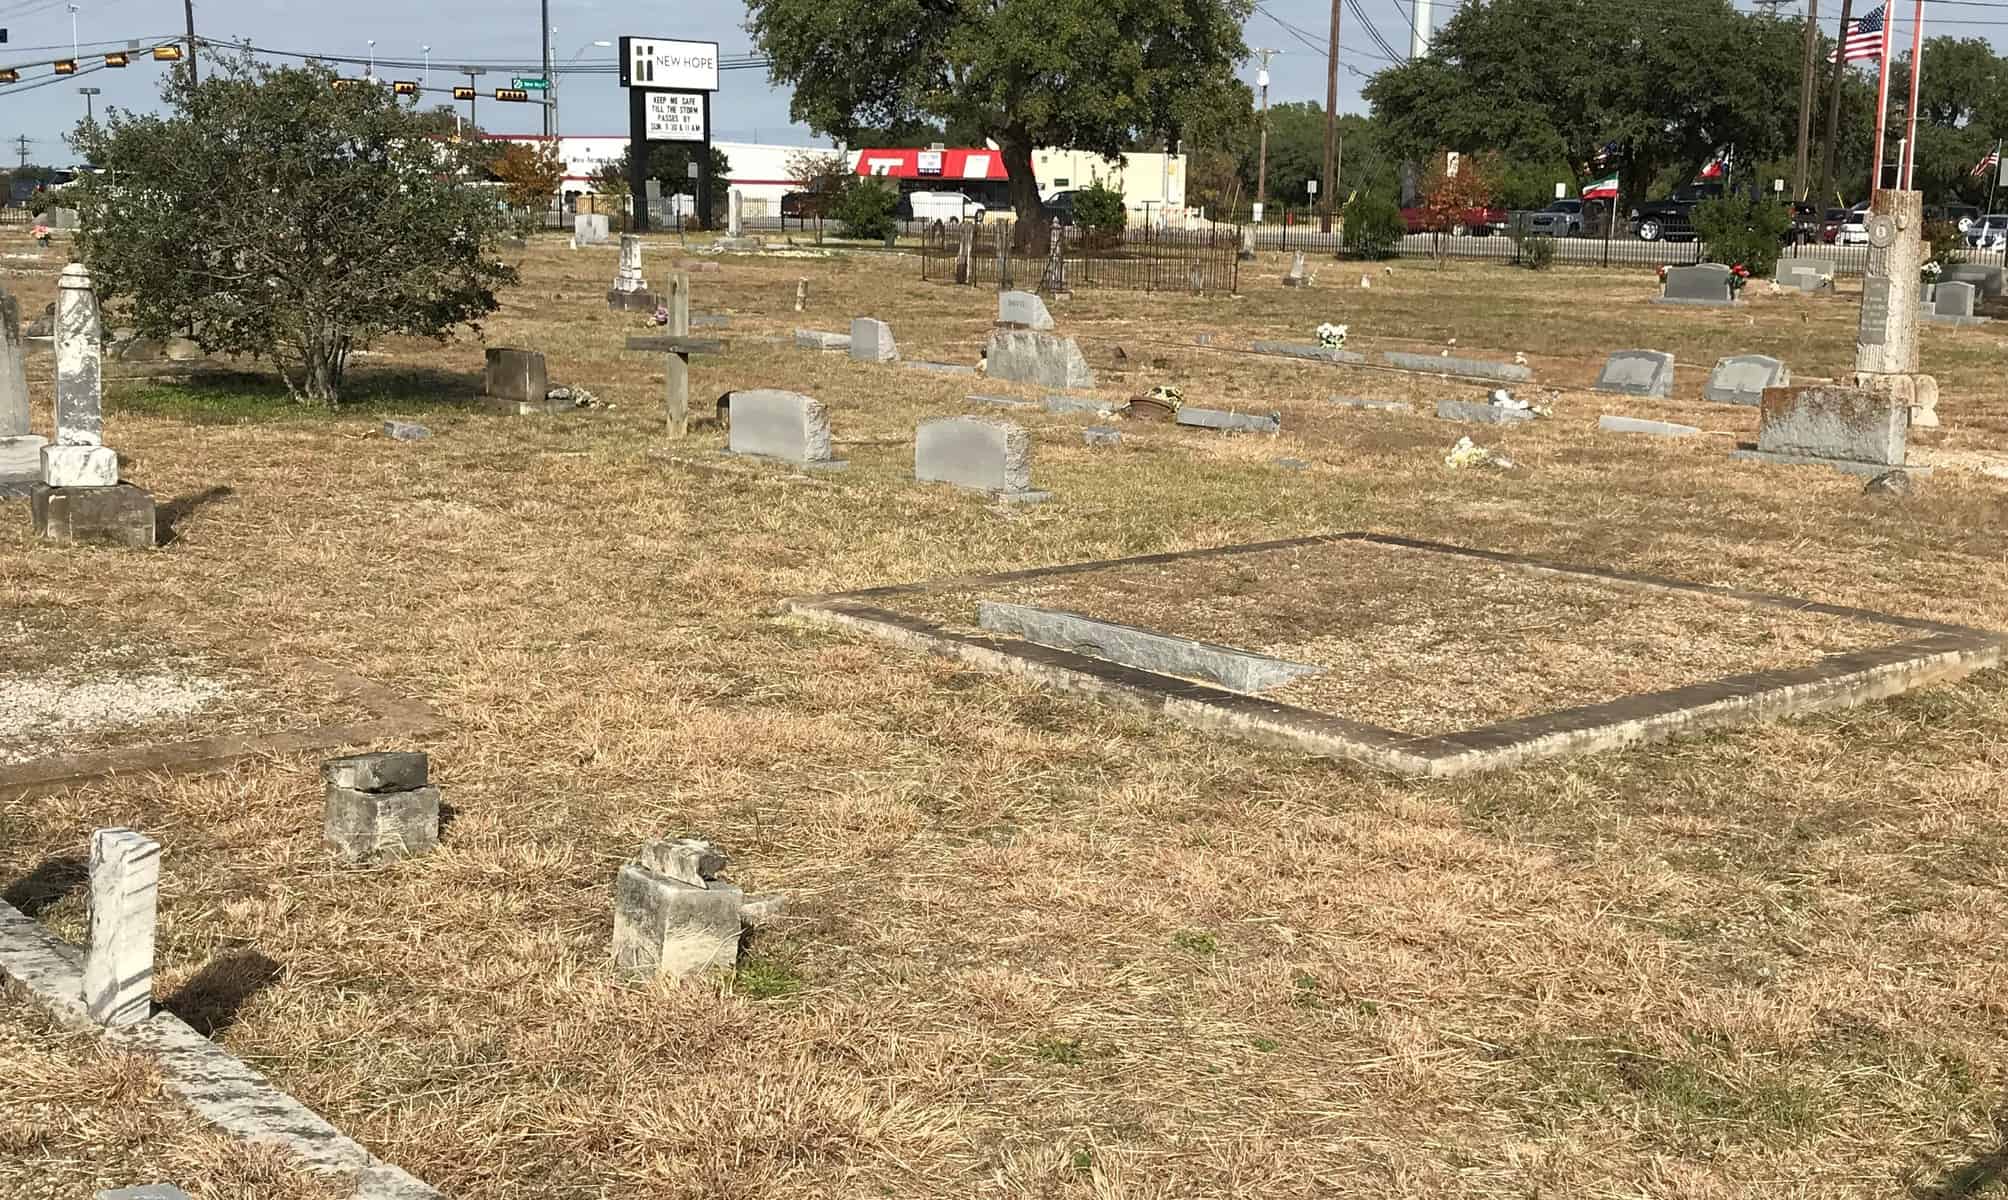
1922,260 -> 1944,285
1316,322 -> 1349,348
649,304 -> 671,326
1656,264 -> 1669,282
31,224 -> 50,247
1146,383 -> 1184,409
1726,263 -> 1751,294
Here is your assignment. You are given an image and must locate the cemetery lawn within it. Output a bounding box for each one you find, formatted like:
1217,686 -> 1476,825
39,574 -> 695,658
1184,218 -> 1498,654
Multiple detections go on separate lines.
2,230 -> 2007,1198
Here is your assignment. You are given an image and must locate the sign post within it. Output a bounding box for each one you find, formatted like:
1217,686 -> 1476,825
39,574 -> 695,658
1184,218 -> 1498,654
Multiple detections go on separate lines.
618,37 -> 720,232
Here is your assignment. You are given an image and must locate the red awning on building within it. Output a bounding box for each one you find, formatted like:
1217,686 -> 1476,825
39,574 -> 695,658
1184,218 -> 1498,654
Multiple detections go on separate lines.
853,147 -> 1010,181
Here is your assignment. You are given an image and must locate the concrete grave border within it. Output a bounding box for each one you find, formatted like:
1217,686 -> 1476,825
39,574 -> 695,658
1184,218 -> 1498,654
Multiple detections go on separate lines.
781,533 -> 2004,777
0,655 -> 439,802
0,898 -> 441,1199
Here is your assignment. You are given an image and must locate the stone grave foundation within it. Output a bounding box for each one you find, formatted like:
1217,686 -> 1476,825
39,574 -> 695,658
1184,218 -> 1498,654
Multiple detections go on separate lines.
612,838 -> 782,980
322,751 -> 441,863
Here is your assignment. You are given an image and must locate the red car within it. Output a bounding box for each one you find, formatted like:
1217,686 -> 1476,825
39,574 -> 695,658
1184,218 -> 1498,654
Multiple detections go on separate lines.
1400,203 -> 1509,236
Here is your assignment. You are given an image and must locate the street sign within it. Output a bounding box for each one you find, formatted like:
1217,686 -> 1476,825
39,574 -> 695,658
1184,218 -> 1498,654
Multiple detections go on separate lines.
645,91 -> 704,141
512,77 -> 549,91
618,37 -> 719,90
1306,179 -> 1318,196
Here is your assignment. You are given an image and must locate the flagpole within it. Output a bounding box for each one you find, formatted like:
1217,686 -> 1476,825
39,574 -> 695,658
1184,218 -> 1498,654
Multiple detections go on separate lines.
1988,141 -> 2001,215
1902,0 -> 1924,188
1871,1 -> 1894,196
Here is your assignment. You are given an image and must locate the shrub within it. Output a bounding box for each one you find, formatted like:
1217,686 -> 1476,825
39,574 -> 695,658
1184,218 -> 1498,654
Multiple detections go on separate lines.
1342,192 -> 1405,259
834,178 -> 897,241
1925,219 -> 1965,266
1692,196 -> 1790,277
1524,234 -> 1557,270
1072,181 -> 1128,241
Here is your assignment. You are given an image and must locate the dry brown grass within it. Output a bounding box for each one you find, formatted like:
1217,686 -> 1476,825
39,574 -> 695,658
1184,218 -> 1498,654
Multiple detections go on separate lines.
1,229 -> 2006,1198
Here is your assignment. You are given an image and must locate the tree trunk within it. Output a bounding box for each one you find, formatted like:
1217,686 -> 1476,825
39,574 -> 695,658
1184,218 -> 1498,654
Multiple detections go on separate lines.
302,327 -> 349,406
999,132 -> 1043,251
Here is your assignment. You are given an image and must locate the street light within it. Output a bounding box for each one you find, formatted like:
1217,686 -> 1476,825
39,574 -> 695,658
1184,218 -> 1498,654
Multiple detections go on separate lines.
366,39 -> 376,79
67,4 -> 79,60
78,85 -> 99,123
422,44 -> 430,90
550,39 -> 610,142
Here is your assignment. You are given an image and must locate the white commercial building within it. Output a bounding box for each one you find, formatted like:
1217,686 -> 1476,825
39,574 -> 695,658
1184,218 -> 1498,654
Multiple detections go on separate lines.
488,135 -> 851,215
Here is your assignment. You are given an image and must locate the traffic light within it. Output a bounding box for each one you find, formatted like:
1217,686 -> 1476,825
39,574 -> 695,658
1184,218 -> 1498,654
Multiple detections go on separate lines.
494,87 -> 529,102
53,59 -> 76,74
452,85 -> 475,100
0,69 -> 17,84
393,80 -> 419,96
331,77 -> 362,90
152,44 -> 183,61
104,52 -> 128,67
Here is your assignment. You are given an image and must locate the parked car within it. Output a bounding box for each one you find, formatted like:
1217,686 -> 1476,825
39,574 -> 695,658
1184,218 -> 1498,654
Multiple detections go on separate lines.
1630,183 -> 1724,242
1524,198 -> 1583,237
1787,201 -> 1823,244
1042,188 -> 1081,226
1942,203 -> 1982,233
1966,213 -> 2008,249
904,190 -> 986,224
1834,204 -> 1870,245
779,189 -> 835,220
1400,202 -> 1509,236
1817,207 -> 1848,243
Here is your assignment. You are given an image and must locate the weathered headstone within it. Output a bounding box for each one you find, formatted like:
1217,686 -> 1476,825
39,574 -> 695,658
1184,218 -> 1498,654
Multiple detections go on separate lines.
1930,280 -> 1980,322
1043,395 -> 1108,416
607,235 -> 655,310
46,206 -> 80,230
726,389 -> 846,469
53,263 -> 103,449
966,393 -> 1037,410
1381,350 -> 1531,382
1653,263 -> 1737,306
1729,384 -> 1920,476
1775,258 -> 1834,291
1176,407 -> 1281,434
985,330 -> 1095,389
1437,398 -> 1534,425
794,329 -> 851,352
323,752 -> 440,864
1283,251 -> 1308,287
955,222 -> 976,285
1328,395 -> 1412,412
644,177 -> 664,221
728,189 -> 744,238
1853,190 -> 1938,428
574,213 -> 609,245
481,347 -> 554,414
1238,226 -> 1256,261
1702,354 -> 1789,405
1940,262 -> 2004,297
0,288 -> 43,486
1593,349 -> 1675,398
1599,414 -> 1701,438
849,317 -> 899,363
915,416 -> 1049,502
30,265 -> 154,544
83,828 -> 160,1026
997,290 -> 1055,330
614,838 -> 777,980
1251,340 -> 1365,365
978,602 -> 1325,692
1083,426 -> 1122,446
382,421 -> 431,441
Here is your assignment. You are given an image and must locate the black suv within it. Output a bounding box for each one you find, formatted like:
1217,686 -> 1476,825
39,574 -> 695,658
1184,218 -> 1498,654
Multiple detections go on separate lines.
1632,183 -> 1725,242
1042,189 -> 1081,227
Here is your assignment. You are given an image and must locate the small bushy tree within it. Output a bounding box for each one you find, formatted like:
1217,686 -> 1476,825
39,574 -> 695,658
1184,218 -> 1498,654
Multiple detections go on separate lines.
492,141 -> 564,210
1341,192 -> 1405,259
1692,195 -> 1790,276
834,178 -> 897,240
1925,219 -> 1966,265
1072,181 -> 1128,242
70,54 -> 515,405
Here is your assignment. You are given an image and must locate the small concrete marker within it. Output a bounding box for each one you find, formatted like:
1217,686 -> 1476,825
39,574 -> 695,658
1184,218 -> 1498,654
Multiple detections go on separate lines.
1043,394 -> 1107,416
83,828 -> 161,1027
794,329 -> 851,352
382,421 -> 431,441
903,360 -> 979,376
1703,354 -> 1789,406
849,317 -> 899,363
1329,395 -> 1413,412
1251,340 -> 1364,365
1176,407 -> 1281,434
1437,398 -> 1534,425
1599,414 -> 1701,438
322,752 -> 440,864
612,838 -> 780,980
1381,350 -> 1532,382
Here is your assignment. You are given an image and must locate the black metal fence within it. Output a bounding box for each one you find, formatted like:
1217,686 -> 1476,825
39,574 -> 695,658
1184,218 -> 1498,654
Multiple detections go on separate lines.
920,221 -> 1241,293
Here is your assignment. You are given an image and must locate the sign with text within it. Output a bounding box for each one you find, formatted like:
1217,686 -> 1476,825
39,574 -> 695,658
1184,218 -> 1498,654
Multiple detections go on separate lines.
512,77 -> 549,91
619,37 -> 719,91
917,150 -> 943,175
645,91 -> 705,141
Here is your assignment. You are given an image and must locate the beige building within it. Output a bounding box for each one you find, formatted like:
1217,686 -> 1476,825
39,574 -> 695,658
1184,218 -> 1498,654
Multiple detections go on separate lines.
1031,149 -> 1188,225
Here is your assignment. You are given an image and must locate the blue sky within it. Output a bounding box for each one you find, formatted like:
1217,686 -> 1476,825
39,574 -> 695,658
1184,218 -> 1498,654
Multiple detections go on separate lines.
0,0 -> 1982,165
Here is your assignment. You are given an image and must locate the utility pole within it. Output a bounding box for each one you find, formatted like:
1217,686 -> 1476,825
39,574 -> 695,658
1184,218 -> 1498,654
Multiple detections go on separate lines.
1254,48 -> 1276,223
1794,0 -> 1817,198
184,0 -> 198,82
540,0 -> 552,139
1817,0 -> 1855,206
1410,0 -> 1432,58
463,67 -> 484,131
1321,0 -> 1342,232
14,135 -> 31,169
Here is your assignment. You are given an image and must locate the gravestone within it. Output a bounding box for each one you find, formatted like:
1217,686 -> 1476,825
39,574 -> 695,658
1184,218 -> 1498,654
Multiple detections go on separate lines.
1329,395 -> 1412,412
30,265 -> 153,545
644,177 -> 663,221
614,838 -> 778,980
1729,384 -> 1917,476
607,235 -> 655,310
967,394 -> 1037,410
323,752 -> 440,864
1437,398 -> 1534,425
46,206 -> 80,230
0,288 -> 42,488
481,347 -> 554,414
1599,414 -> 1701,438
1852,190 -> 1938,428
1593,349 -> 1675,398
997,290 -> 1055,330
1381,350 -> 1531,382
83,828 -> 160,1026
728,190 -> 744,238
574,213 -> 609,245
1253,339 -> 1364,365
1043,395 -> 1108,416
1176,407 -> 1281,434
1283,251 -> 1309,287
1653,263 -> 1737,306
1238,226 -> 1256,261
1702,354 -> 1789,405
1929,280 -> 1980,323
985,330 -> 1095,389
726,389 -> 846,469
794,329 -> 851,352
1940,262 -> 2004,297
915,416 -> 1049,502
1775,258 -> 1835,292
1083,426 -> 1122,446
849,317 -> 899,363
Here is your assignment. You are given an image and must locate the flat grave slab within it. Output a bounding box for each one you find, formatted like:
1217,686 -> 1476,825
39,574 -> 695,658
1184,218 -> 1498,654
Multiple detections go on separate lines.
783,534 -> 2001,777
1381,351 -> 1531,382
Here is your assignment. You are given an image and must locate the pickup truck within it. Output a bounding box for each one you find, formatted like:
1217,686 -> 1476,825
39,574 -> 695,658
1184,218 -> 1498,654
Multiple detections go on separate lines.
1401,202 -> 1509,236
1630,183 -> 1723,242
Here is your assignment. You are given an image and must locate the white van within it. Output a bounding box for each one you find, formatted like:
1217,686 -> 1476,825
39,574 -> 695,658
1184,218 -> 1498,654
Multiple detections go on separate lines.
906,190 -> 987,224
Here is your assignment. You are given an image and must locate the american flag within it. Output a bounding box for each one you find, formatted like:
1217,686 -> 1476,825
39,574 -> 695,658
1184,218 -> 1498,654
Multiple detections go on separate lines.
1834,4 -> 1887,64
1972,144 -> 2001,179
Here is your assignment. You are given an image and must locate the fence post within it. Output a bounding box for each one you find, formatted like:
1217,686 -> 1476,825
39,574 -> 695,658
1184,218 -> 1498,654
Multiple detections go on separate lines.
955,222 -> 975,285
995,230 -> 1008,291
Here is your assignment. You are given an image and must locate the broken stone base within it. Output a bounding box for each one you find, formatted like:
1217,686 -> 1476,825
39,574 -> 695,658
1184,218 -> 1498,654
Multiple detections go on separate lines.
30,483 -> 156,548
606,289 -> 658,312
42,443 -> 119,487
611,837 -> 782,980
323,752 -> 439,863
1729,447 -> 1934,478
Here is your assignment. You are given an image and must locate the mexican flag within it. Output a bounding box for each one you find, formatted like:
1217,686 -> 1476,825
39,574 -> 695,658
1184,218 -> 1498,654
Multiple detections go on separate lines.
1582,175 -> 1619,199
